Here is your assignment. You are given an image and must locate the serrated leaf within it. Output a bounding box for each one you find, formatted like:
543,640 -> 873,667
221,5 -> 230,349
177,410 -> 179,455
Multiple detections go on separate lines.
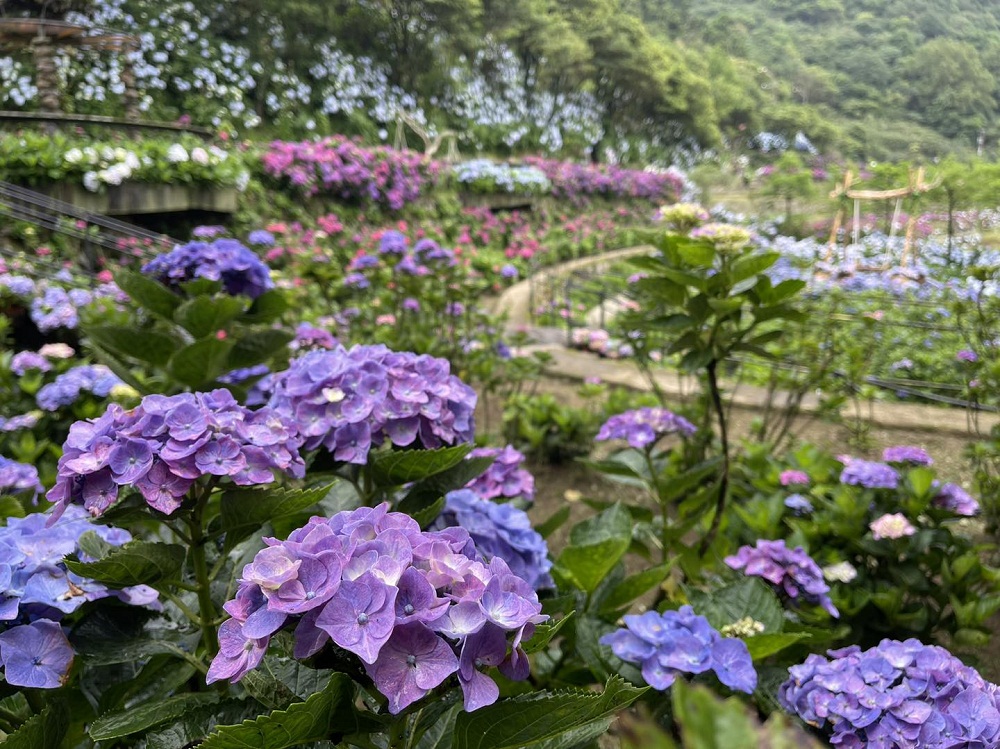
402,456 -> 495,508
220,484 -> 331,551
523,611 -> 575,654
174,295 -> 247,338
64,540 -> 185,588
3,702 -> 68,749
415,702 -> 460,749
86,325 -> 178,367
89,693 -> 219,741
144,699 -> 255,749
598,563 -> 673,613
241,655 -> 334,709
0,496 -> 25,520
114,268 -> 182,319
744,632 -> 811,660
227,329 -> 294,370
244,289 -> 289,323
452,676 -> 646,749
730,251 -> 779,284
76,530 -> 113,561
169,336 -> 234,388
371,444 -> 474,486
200,673 -> 371,749
686,579 -> 784,634
555,504 -> 631,593
535,506 -> 571,539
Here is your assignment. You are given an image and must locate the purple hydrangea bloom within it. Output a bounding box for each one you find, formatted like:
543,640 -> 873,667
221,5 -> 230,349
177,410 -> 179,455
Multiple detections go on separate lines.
47,390 -> 304,519
780,639 -> 1000,748
0,455 -> 43,500
0,412 -> 41,433
31,286 -> 83,332
499,264 -> 518,279
0,506 -> 158,687
839,459 -> 900,490
433,489 -> 552,590
247,229 -> 276,246
882,446 -> 933,466
291,322 -> 337,352
267,345 -> 476,465
957,349 -> 979,363
464,446 -> 535,503
142,238 -> 274,299
36,365 -> 123,411
932,482 -> 979,516
600,606 -> 756,693
784,494 -> 813,514
725,540 -> 839,617
9,351 -> 52,376
209,504 -> 546,714
596,407 -> 697,449
0,274 -> 37,297
192,225 -> 226,239
0,620 -> 74,688
218,364 -> 270,385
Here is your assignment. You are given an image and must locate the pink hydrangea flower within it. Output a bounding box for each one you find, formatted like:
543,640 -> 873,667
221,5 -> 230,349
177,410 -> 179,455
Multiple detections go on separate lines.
869,513 -> 916,540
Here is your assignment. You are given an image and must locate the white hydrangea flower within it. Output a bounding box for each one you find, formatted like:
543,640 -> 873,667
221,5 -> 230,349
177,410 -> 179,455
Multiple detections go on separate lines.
166,143 -> 189,163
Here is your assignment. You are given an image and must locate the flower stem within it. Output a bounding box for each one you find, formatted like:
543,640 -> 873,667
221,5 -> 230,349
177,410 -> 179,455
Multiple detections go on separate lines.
700,360 -> 730,555
187,499 -> 219,659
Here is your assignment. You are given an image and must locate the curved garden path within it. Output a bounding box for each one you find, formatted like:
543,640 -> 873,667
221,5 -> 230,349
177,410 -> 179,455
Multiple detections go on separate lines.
491,246 -> 998,439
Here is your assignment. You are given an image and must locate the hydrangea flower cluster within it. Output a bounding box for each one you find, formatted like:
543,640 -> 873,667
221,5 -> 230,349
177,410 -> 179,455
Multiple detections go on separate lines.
48,390 -> 305,519
522,157 -> 683,202
433,489 -> 552,590
208,503 -> 546,714
453,160 -> 551,195
9,351 -> 52,376
882,445 -> 933,466
932,482 -> 979,516
779,469 -> 810,487
31,286 -> 84,332
267,345 -> 476,465
142,238 -> 274,299
839,459 -> 900,490
36,365 -> 123,411
0,506 -> 159,688
464,446 -> 535,504
595,407 -> 697,450
869,513 -> 917,540
261,137 -> 440,210
725,540 -> 839,617
779,639 -> 1000,747
0,455 -> 43,499
600,606 -> 756,693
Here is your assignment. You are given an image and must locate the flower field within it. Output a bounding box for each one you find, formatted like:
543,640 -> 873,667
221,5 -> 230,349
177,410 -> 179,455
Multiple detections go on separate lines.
2,133 -> 1000,749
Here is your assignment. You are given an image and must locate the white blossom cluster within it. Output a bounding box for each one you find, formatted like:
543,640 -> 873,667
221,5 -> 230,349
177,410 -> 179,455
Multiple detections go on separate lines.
65,145 -> 142,191
1,1 -> 606,153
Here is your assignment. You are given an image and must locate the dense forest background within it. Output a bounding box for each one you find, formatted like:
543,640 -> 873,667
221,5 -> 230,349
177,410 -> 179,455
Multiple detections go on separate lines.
2,0 -> 1000,163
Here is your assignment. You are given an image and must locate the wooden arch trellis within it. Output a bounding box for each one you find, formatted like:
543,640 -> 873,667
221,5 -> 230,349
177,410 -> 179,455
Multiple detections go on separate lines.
826,167 -> 939,269
393,111 -> 460,163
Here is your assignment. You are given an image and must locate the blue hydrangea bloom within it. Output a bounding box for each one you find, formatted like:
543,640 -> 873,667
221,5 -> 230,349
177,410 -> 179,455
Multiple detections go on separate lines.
780,639 -> 1000,748
434,489 -> 552,590
142,238 -> 274,299
600,606 -> 756,694
36,365 -> 123,411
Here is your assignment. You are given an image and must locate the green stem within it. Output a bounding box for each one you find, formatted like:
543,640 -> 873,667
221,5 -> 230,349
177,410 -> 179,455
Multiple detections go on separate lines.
187,497 -> 219,659
642,447 -> 670,566
700,360 -> 730,555
163,591 -> 202,629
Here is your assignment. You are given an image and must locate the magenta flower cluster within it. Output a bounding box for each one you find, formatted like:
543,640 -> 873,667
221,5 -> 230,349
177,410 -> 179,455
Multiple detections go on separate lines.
261,137 -> 440,210
208,503 -> 546,714
0,506 -> 159,688
267,345 -> 476,465
725,539 -> 839,617
48,390 -> 305,518
522,157 -> 683,202
780,639 -> 1000,747
600,606 -> 756,694
142,238 -> 274,299
595,407 -> 697,450
464,445 -> 535,503
433,489 -> 552,590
